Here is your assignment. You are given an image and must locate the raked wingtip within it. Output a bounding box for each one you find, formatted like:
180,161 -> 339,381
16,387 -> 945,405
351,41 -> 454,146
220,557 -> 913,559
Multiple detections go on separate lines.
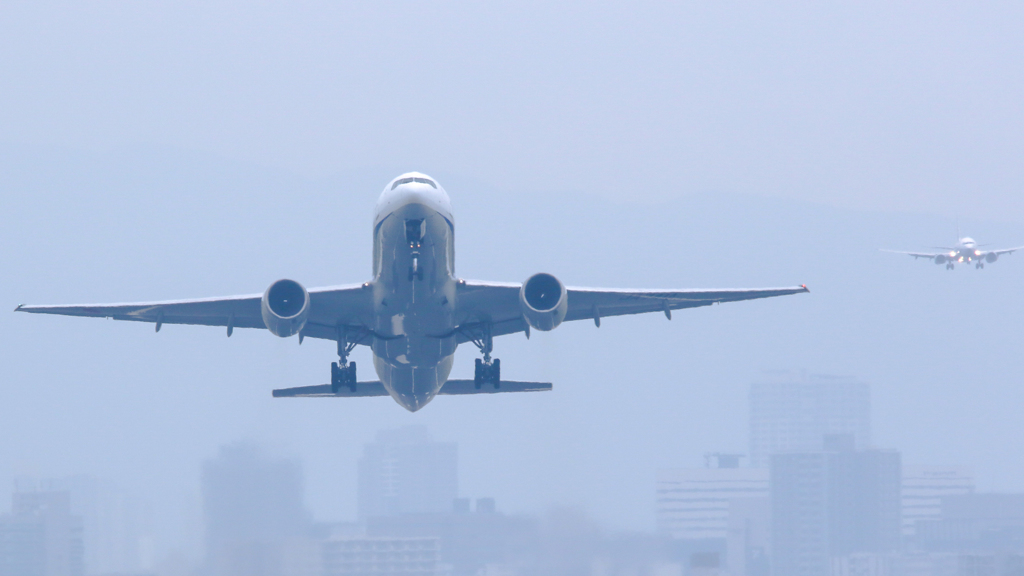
14,304 -> 24,312
801,284 -> 810,293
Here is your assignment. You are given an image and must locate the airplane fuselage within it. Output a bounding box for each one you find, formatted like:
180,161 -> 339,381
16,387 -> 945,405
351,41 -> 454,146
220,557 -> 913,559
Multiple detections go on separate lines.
370,175 -> 458,410
945,238 -> 982,265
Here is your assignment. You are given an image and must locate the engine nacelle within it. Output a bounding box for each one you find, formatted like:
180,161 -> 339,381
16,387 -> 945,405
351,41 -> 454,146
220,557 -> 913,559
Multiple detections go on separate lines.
986,252 -> 998,263
519,273 -> 568,331
934,255 -> 947,264
261,279 -> 310,337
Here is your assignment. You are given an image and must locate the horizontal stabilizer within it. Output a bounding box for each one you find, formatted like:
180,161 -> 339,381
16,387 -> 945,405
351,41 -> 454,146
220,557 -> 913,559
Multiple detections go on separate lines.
272,379 -> 552,398
272,382 -> 389,398
438,380 -> 552,395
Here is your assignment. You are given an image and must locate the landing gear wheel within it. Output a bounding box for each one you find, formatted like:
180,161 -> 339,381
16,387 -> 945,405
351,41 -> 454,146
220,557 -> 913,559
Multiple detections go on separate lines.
331,361 -> 357,393
473,358 -> 500,389
468,322 -> 501,389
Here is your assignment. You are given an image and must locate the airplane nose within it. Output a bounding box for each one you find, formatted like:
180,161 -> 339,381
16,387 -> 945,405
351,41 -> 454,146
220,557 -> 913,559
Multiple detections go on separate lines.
394,392 -> 433,412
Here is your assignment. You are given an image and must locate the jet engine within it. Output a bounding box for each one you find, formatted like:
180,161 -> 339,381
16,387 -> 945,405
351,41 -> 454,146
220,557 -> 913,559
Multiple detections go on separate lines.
519,273 -> 568,331
986,252 -> 998,263
934,255 -> 947,264
261,279 -> 310,337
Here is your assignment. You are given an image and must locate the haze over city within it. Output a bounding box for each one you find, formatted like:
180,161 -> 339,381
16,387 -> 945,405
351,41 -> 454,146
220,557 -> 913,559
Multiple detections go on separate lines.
2,2 -> 1023,575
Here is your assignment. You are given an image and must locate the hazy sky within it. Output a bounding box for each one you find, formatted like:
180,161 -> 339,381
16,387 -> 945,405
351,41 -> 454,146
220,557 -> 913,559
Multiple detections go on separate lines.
2,2 -> 1023,220
3,1 -> 1024,564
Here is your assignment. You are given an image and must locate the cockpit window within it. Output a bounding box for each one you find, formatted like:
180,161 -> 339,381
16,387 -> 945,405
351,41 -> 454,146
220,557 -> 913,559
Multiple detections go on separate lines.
391,177 -> 437,190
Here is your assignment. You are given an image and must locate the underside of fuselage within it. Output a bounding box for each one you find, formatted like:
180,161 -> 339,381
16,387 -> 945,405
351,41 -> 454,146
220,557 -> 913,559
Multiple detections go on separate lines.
370,178 -> 458,411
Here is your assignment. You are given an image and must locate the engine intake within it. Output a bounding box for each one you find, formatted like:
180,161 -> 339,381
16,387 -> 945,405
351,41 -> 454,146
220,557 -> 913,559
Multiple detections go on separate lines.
986,252 -> 998,263
519,273 -> 567,331
261,279 -> 310,337
934,255 -> 947,264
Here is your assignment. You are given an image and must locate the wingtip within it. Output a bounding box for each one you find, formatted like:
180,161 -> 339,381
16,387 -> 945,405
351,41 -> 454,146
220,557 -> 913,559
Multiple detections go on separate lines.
14,304 -> 24,312
801,284 -> 810,293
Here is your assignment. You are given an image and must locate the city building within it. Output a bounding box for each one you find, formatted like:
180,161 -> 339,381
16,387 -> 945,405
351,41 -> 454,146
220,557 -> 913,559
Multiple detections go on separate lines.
323,536 -> 443,576
357,426 -> 458,519
656,461 -> 769,541
770,435 -> 901,576
201,442 -> 311,576
0,489 -> 84,576
902,466 -> 974,537
657,454 -> 768,574
749,371 -> 870,468
914,493 -> 1024,553
365,499 -> 538,576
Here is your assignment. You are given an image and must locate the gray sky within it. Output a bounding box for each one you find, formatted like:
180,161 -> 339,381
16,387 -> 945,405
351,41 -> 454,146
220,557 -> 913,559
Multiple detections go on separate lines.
2,2 -> 1023,220
2,0 -> 1024,563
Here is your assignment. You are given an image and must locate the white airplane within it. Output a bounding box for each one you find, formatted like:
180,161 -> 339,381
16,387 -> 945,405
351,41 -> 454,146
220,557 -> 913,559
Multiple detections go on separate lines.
883,233 -> 1023,270
16,173 -> 809,411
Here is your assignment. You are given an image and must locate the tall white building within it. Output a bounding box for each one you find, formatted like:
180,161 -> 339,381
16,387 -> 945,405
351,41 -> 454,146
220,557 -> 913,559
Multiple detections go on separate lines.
358,426 -> 458,520
749,371 -> 870,468
901,466 -> 974,536
656,466 -> 769,541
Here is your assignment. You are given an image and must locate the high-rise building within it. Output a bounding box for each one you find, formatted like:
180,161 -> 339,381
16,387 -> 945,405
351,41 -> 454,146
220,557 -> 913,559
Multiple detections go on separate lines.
357,426 -> 458,520
0,489 -> 84,576
749,371 -> 870,468
901,466 -> 973,537
202,442 -> 310,576
770,436 -> 901,576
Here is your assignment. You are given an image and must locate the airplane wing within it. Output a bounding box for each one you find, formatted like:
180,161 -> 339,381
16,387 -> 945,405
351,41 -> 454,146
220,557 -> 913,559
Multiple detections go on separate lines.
454,280 -> 809,341
14,283 -> 373,343
988,246 -> 1024,256
880,249 -> 945,260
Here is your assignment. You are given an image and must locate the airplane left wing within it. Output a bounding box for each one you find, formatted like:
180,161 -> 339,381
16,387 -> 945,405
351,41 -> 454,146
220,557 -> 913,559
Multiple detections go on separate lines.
455,280 -> 809,341
988,246 -> 1024,256
14,283 -> 373,343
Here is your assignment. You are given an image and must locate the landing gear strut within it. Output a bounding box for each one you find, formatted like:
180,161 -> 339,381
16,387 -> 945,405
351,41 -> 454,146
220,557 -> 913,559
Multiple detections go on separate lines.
467,323 -> 500,389
331,327 -> 359,393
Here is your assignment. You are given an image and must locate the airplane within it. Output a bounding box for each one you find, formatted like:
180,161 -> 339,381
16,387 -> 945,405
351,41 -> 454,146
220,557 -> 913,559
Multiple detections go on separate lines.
16,172 -> 809,412
883,231 -> 1023,270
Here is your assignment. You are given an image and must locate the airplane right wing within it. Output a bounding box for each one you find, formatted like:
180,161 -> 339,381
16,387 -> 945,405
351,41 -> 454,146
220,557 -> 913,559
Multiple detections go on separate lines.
880,249 -> 945,260
15,283 -> 375,343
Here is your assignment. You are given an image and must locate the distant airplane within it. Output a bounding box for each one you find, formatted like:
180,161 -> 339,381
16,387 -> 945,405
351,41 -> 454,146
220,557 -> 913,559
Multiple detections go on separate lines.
883,228 -> 1023,270
16,173 -> 809,411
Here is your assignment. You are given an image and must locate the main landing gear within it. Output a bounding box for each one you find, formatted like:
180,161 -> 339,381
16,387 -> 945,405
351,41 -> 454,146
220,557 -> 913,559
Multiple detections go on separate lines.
467,323 -> 500,389
331,327 -> 360,393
